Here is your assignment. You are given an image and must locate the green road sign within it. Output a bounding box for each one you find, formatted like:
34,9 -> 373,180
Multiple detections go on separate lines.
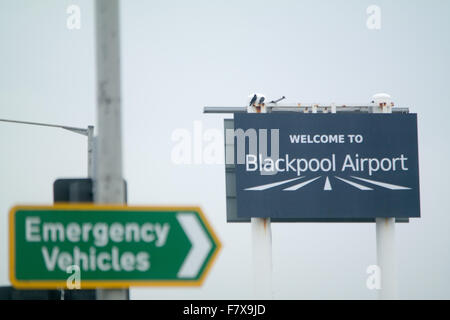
9,204 -> 221,289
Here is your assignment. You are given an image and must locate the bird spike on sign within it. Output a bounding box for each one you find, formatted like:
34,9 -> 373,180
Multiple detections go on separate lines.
270,96 -> 286,104
248,93 -> 266,113
248,93 -> 286,113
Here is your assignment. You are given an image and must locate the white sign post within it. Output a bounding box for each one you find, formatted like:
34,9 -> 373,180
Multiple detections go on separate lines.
372,93 -> 398,300
95,0 -> 127,300
247,101 -> 273,300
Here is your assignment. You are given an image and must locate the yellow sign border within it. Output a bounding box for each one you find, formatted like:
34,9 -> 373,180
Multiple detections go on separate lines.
9,204 -> 221,289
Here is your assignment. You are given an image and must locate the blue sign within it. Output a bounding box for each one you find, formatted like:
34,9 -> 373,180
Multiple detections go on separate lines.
233,113 -> 420,219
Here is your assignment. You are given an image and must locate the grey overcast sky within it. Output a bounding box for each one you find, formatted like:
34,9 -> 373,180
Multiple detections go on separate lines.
1,0 -> 449,299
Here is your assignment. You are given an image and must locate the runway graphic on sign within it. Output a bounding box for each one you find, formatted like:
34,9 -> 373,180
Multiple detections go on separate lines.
244,175 -> 411,192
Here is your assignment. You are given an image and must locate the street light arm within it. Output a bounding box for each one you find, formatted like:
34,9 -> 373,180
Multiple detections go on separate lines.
61,127 -> 89,136
0,118 -> 90,136
1,118 -> 95,178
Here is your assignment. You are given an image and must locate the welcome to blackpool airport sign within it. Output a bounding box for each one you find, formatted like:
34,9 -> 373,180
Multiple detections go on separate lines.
233,113 -> 420,220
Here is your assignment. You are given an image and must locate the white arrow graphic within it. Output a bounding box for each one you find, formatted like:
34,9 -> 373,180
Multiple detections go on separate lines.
245,177 -> 304,191
324,176 -> 332,191
350,176 -> 411,190
335,176 -> 373,190
176,213 -> 212,279
283,176 -> 322,191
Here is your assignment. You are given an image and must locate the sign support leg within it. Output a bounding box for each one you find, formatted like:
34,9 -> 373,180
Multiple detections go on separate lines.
372,93 -> 398,300
251,217 -> 272,299
376,217 -> 397,299
247,97 -> 273,299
